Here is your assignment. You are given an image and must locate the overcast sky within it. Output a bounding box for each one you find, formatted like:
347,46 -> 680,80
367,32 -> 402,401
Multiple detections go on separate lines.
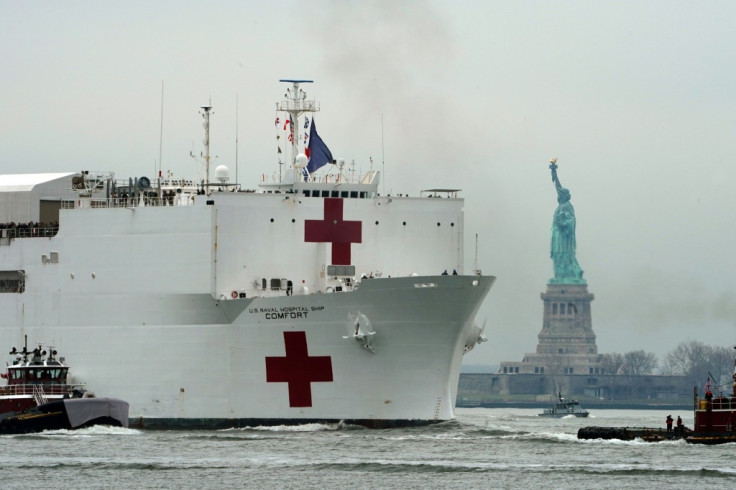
2,0 -> 734,368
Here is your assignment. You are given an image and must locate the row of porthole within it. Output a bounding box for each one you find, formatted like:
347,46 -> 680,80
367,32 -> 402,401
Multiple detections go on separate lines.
268,218 -> 455,227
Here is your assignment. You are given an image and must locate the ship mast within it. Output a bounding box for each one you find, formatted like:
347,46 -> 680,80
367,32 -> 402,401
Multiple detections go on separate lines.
277,79 -> 319,177
200,104 -> 213,195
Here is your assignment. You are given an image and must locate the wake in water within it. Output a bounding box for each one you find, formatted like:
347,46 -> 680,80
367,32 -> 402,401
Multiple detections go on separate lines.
2,425 -> 140,439
219,420 -> 367,432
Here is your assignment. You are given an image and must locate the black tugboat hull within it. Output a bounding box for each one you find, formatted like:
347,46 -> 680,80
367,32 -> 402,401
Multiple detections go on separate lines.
577,426 -> 690,442
0,398 -> 129,434
577,426 -> 736,444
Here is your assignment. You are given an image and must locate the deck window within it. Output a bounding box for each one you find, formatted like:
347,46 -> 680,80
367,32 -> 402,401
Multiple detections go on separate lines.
0,270 -> 25,293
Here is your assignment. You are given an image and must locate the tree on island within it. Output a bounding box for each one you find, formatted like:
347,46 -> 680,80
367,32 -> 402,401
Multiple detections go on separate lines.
620,350 -> 658,398
662,340 -> 734,393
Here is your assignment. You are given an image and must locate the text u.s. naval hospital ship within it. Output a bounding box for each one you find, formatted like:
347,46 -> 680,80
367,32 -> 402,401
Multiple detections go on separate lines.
0,80 -> 494,428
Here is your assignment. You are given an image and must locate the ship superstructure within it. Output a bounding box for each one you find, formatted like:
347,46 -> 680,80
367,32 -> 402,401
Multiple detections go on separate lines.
0,81 -> 494,428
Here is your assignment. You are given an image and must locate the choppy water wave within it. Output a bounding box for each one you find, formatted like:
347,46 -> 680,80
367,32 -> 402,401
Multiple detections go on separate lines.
4,457 -> 734,480
1,409 -> 734,489
288,460 -> 736,479
221,422 -> 346,432
3,425 -> 140,439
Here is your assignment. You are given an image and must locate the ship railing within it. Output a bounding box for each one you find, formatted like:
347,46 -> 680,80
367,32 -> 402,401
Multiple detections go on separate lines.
61,196 -> 199,210
0,225 -> 60,239
260,170 -> 367,185
696,397 -> 736,411
0,383 -> 87,397
229,280 -> 358,299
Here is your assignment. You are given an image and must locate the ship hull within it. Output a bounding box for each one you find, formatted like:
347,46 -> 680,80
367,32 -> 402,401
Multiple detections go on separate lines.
2,275 -> 492,428
0,397 -> 129,434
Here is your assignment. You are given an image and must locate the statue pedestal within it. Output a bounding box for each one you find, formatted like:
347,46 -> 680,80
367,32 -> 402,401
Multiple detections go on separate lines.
537,283 -> 596,356
498,283 -> 599,378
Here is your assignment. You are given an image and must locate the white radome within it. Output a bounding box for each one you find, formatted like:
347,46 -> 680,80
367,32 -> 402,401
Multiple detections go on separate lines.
215,165 -> 230,183
295,154 -> 308,168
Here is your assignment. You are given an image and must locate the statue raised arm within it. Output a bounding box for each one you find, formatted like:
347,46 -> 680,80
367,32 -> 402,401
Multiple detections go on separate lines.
548,159 -> 585,284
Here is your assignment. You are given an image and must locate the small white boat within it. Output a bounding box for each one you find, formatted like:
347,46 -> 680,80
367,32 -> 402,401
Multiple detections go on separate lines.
538,394 -> 589,418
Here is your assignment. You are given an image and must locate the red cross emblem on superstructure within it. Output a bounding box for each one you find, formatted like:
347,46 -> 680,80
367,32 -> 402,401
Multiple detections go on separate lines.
304,198 -> 362,265
265,331 -> 334,407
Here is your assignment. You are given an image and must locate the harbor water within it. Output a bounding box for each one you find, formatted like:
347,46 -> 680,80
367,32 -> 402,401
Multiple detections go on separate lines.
1,408 -> 733,489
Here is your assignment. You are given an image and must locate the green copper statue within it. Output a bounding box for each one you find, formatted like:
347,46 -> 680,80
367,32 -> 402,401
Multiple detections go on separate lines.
548,159 -> 585,284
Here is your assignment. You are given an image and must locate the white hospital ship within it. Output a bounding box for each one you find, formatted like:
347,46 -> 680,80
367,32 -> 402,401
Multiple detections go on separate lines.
0,80 -> 494,428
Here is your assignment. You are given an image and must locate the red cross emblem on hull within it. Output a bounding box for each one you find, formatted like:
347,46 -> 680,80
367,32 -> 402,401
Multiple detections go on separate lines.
304,198 -> 362,265
265,331 -> 334,407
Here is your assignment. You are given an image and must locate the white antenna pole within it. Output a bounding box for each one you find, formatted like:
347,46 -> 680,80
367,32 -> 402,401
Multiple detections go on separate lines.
474,233 -> 479,274
158,81 -> 164,178
381,113 -> 385,196
200,103 -> 213,195
235,93 -> 239,186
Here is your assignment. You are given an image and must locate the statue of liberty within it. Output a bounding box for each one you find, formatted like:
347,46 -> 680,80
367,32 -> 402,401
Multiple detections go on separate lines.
548,159 -> 585,284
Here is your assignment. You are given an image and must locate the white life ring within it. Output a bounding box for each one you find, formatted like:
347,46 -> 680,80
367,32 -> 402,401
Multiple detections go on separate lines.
231,291 -> 238,299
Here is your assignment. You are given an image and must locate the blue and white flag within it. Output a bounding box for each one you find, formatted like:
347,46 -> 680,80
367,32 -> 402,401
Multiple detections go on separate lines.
305,118 -> 333,174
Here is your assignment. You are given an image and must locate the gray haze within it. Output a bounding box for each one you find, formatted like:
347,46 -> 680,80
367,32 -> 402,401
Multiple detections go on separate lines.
2,0 -> 735,367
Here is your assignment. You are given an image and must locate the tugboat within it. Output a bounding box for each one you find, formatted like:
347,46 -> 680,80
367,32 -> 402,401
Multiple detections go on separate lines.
0,336 -> 129,434
686,357 -> 736,444
538,393 -> 589,418
578,345 -> 736,444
